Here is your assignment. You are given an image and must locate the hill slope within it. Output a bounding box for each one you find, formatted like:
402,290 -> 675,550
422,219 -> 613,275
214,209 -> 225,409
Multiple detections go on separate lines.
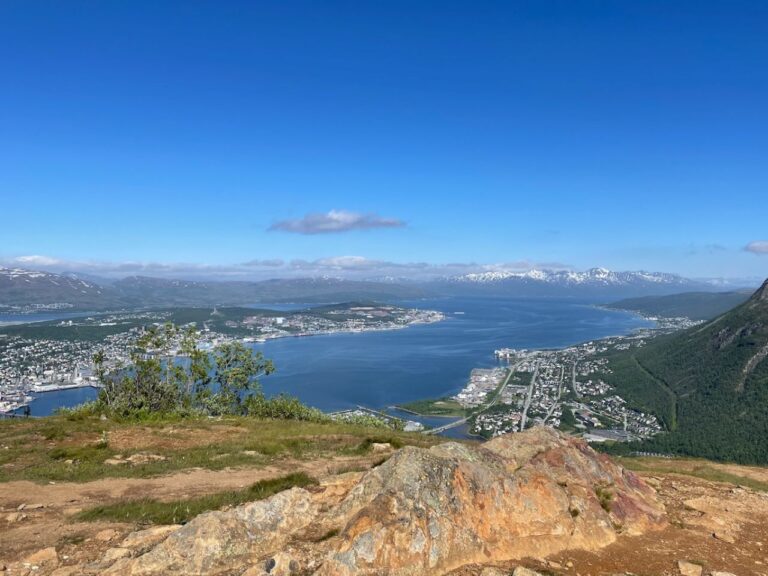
607,279 -> 768,463
0,267 -> 107,309
111,276 -> 426,306
608,290 -> 752,320
2,416 -> 766,576
0,267 -> 426,310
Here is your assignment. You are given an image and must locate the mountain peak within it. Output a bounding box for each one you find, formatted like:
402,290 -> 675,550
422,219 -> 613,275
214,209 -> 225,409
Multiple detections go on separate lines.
750,278 -> 768,303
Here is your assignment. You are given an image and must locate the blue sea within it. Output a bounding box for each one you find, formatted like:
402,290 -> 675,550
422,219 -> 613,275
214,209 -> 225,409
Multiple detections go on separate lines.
6,298 -> 653,420
0,310 -> 93,326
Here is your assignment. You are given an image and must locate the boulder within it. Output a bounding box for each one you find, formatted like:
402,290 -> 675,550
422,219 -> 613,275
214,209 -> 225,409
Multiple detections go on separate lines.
104,488 -> 317,575
102,428 -> 665,576
479,568 -> 509,576
512,569 -> 544,576
50,568 -> 82,576
95,528 -> 121,542
120,525 -> 181,554
126,453 -> 167,465
102,547 -> 132,563
318,428 -> 665,575
23,547 -> 59,569
104,458 -> 128,466
677,560 -> 703,576
713,531 -> 735,544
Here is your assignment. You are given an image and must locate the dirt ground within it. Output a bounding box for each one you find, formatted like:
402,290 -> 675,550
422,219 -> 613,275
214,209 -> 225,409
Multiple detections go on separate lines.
453,471 -> 768,576
105,424 -> 251,452
2,457 -> 768,575
0,453 -> 380,570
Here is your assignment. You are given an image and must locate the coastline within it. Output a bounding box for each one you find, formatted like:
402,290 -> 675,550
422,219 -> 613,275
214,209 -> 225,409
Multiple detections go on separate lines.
246,312 -> 446,344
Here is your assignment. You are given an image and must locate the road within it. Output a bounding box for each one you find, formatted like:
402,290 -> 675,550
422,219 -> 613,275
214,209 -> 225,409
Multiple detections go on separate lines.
543,364 -> 564,424
518,361 -> 539,431
571,361 -> 581,398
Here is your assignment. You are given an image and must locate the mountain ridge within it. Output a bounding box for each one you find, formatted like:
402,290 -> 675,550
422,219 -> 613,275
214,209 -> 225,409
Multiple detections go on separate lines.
0,265 -> 757,311
607,290 -> 753,321
604,277 -> 768,463
0,267 -> 426,310
452,267 -> 689,286
427,266 -> 722,299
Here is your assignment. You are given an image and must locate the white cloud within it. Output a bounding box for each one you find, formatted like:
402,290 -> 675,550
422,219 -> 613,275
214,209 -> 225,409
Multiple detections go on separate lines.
241,259 -> 286,268
269,210 -> 406,234
14,255 -> 63,266
745,241 -> 768,255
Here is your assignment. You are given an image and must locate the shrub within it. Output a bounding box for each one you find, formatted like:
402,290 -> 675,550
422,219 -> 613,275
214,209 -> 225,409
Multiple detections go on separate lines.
594,484 -> 614,512
243,393 -> 329,422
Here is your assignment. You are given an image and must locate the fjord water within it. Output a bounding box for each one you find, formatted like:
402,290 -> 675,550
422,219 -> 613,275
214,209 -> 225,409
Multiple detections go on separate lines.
16,298 -> 652,417
0,311 -> 92,326
255,297 -> 652,411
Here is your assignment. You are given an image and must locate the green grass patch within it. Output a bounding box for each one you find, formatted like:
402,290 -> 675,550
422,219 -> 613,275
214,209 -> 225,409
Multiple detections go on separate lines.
0,414 -> 443,484
76,472 -> 317,525
396,397 -> 466,417
352,435 -> 405,453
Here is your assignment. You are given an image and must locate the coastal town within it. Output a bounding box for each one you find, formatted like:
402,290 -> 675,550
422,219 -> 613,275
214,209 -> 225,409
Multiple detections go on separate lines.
0,304 -> 444,415
447,316 -> 700,441
2,303 -> 699,439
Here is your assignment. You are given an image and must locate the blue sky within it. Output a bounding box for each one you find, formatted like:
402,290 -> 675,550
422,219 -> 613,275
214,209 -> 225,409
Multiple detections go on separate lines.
1,1 -> 766,280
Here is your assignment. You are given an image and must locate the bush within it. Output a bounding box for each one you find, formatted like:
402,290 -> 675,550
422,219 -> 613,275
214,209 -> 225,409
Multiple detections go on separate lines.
243,393 -> 329,422
332,413 -> 406,431
595,484 -> 614,512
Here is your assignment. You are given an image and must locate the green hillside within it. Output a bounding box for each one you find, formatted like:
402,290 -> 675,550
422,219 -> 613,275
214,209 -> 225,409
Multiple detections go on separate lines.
608,290 -> 752,321
604,279 -> 768,464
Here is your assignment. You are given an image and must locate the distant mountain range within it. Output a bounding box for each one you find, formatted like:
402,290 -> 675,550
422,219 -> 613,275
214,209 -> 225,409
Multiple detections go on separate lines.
0,267 -> 426,310
429,267 -> 717,299
0,265 -> 755,311
453,267 -> 686,285
605,278 -> 768,464
0,267 -> 108,310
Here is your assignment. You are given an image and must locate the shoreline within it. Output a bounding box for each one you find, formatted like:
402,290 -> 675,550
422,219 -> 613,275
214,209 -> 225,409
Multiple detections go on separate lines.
409,310 -> 686,440
246,313 -> 445,345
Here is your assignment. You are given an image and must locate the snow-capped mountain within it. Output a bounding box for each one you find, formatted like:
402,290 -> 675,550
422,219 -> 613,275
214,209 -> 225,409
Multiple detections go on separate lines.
430,267 -> 710,299
0,264 -> 731,310
454,267 -> 690,286
0,267 -> 105,309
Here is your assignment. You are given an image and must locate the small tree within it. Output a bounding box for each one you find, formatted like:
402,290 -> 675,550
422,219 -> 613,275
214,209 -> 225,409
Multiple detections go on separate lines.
93,323 -> 273,417
197,341 -> 274,415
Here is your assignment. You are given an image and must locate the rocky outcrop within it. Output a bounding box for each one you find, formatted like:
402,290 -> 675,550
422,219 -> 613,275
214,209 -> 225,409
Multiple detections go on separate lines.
317,428 -> 664,575
104,489 -> 318,575
98,428 -> 666,575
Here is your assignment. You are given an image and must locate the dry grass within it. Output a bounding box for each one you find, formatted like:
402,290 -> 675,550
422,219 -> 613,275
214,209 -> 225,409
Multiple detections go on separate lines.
618,456 -> 768,492
0,414 -> 442,484
76,472 -> 317,525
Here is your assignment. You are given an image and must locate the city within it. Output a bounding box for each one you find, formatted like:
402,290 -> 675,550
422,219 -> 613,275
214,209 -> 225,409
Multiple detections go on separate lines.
0,304 -> 444,415
449,316 -> 700,441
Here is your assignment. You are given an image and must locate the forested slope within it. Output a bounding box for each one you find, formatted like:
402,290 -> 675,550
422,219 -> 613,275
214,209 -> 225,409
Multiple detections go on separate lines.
607,279 -> 768,463
608,290 -> 752,320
